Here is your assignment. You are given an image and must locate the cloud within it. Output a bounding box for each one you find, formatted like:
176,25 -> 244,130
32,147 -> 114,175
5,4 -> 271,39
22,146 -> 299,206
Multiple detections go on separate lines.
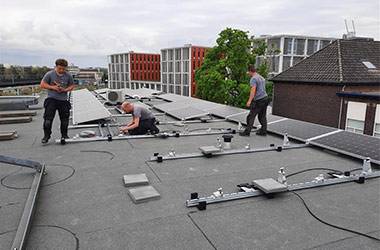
0,0 -> 379,67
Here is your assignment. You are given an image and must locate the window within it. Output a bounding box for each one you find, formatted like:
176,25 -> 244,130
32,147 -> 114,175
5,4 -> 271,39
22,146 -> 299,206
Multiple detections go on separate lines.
168,62 -> 173,72
168,50 -> 173,60
183,86 -> 189,96
175,85 -> 181,94
175,49 -> 181,60
294,39 -> 305,55
284,38 -> 293,54
362,61 -> 376,69
374,123 -> 380,137
169,85 -> 174,93
169,74 -> 173,84
346,118 -> 364,134
163,85 -> 167,93
183,48 -> 189,60
175,74 -> 181,84
120,55 -> 124,63
320,40 -> 331,49
156,84 -> 161,91
162,73 -> 167,83
175,62 -> 181,72
162,62 -> 167,72
183,61 -> 189,72
283,56 -> 291,70
183,74 -> 188,85
307,40 -> 317,55
267,38 -> 281,51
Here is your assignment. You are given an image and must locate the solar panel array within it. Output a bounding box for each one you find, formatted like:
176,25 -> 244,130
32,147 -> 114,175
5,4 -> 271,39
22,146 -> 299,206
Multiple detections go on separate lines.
72,89 -> 112,125
309,131 -> 380,164
124,88 -> 162,99
152,92 -> 380,164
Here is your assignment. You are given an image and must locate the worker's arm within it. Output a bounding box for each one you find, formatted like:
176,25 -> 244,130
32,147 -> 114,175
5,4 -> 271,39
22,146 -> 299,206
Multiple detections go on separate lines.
246,86 -> 256,107
120,117 -> 140,132
61,84 -> 75,92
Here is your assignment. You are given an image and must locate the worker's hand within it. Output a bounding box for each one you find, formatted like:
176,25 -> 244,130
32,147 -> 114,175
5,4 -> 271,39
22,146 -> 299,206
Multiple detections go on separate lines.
50,85 -> 62,92
246,101 -> 251,108
119,126 -> 128,134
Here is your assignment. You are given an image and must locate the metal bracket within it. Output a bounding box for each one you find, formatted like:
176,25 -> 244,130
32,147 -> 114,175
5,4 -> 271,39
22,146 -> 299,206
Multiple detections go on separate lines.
186,171 -> 380,208
149,144 -> 308,162
0,155 -> 45,250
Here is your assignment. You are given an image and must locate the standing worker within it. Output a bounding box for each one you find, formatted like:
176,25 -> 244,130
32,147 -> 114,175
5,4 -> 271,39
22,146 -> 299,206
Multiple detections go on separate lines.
239,65 -> 270,136
119,102 -> 160,135
40,59 -> 75,144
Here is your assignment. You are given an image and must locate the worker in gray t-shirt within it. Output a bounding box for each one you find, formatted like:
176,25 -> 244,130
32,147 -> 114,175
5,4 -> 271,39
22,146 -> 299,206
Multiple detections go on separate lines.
40,59 -> 75,143
240,65 -> 269,137
119,102 -> 159,135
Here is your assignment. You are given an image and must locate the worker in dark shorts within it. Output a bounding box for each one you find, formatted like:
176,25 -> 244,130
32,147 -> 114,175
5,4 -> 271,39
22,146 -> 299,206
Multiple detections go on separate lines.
119,102 -> 160,135
40,59 -> 75,143
239,65 -> 270,136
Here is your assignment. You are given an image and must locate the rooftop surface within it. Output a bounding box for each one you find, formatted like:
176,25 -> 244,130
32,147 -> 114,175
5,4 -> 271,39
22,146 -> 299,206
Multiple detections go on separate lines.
0,92 -> 379,249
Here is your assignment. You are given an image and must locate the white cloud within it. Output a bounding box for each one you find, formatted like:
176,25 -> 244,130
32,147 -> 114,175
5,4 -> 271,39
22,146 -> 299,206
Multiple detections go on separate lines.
0,0 -> 379,67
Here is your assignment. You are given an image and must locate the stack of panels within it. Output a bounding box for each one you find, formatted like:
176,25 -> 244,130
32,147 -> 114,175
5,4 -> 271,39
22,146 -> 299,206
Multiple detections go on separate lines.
267,119 -> 338,142
124,88 -> 161,99
309,131 -> 380,164
166,107 -> 209,120
72,89 -> 112,125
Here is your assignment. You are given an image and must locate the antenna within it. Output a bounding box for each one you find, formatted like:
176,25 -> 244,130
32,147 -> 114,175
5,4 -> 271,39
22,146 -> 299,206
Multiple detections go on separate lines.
351,20 -> 356,35
344,19 -> 349,34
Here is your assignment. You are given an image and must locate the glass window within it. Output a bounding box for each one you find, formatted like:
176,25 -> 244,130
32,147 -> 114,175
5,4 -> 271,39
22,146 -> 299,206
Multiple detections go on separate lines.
162,51 -> 167,61
373,124 -> 380,137
307,40 -> 317,55
162,62 -> 167,72
168,62 -> 173,72
267,38 -> 281,51
183,48 -> 189,60
169,74 -> 173,84
120,55 -> 124,63
156,84 -> 161,91
175,85 -> 181,94
163,84 -> 167,93
168,50 -> 173,60
183,86 -> 189,96
294,39 -> 305,55
183,61 -> 189,72
169,85 -> 174,93
320,40 -> 331,49
175,62 -> 181,72
175,74 -> 181,84
162,73 -> 167,83
284,38 -> 293,54
175,49 -> 181,60
283,56 -> 291,70
183,74 -> 188,85
346,118 -> 364,134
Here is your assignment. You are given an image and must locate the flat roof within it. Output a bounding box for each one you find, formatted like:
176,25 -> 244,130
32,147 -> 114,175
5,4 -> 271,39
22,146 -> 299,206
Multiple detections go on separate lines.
0,92 -> 379,249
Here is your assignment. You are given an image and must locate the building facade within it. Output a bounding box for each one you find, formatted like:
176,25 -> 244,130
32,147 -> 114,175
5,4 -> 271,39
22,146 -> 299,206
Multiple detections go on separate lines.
108,52 -> 160,90
161,44 -> 208,97
253,34 -> 336,76
75,68 -> 103,85
271,38 -> 380,136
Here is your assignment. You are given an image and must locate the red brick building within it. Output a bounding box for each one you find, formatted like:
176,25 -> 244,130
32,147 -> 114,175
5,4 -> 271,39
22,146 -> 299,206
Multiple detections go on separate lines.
108,52 -> 160,90
161,44 -> 208,97
271,38 -> 380,136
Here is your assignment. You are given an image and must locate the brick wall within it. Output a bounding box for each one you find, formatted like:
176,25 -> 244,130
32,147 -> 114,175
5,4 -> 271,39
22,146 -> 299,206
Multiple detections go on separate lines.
272,82 -> 343,127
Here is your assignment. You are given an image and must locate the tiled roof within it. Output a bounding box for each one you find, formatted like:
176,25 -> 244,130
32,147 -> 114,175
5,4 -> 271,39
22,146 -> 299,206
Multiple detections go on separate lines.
271,39 -> 380,84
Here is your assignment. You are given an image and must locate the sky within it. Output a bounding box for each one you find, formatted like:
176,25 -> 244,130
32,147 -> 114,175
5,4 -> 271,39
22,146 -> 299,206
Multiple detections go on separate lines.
0,0 -> 379,68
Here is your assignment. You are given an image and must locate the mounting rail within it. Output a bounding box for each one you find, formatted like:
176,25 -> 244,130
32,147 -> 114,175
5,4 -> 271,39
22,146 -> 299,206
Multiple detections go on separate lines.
56,128 -> 236,144
186,171 -> 380,209
149,144 -> 309,162
0,155 -> 46,250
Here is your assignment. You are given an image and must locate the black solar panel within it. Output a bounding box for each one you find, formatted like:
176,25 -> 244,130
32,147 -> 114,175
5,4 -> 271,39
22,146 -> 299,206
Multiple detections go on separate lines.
165,107 -> 209,120
209,106 -> 246,118
267,119 -> 337,142
309,131 -> 380,164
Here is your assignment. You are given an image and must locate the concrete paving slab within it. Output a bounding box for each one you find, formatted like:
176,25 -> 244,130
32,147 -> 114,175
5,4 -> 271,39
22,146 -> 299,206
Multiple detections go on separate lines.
128,185 -> 160,203
123,173 -> 149,187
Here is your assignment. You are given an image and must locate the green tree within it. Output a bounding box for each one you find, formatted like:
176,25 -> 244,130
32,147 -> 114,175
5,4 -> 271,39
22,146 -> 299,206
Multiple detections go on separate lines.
195,28 -> 269,108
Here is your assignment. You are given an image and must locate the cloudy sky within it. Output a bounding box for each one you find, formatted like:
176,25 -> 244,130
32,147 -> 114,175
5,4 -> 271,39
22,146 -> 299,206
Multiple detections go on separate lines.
0,0 -> 379,67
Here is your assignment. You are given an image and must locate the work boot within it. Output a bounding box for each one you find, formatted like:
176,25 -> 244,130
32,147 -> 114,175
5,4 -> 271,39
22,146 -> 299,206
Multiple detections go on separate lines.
256,130 -> 267,136
41,135 -> 50,144
239,130 -> 250,136
61,134 -> 70,139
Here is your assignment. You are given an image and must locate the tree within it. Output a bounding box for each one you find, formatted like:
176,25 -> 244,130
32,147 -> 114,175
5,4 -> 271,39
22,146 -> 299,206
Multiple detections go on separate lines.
195,28 -> 269,108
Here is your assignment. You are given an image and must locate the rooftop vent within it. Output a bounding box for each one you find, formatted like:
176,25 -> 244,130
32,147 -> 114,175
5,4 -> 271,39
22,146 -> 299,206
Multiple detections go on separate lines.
362,61 -> 376,69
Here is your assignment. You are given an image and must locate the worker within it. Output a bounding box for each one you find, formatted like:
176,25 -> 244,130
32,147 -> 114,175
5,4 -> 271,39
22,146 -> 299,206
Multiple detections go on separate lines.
40,59 -> 75,143
239,65 -> 270,136
119,102 -> 160,135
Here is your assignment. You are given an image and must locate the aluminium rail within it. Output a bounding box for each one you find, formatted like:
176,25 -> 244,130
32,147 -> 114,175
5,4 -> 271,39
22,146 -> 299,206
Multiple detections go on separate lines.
0,155 -> 46,250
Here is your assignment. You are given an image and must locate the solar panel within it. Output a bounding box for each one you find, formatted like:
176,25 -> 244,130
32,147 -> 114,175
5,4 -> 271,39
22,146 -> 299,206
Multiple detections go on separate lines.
267,119 -> 338,142
309,131 -> 380,164
154,100 -> 194,112
72,89 -> 112,125
208,106 -> 247,118
166,107 -> 209,120
156,93 -> 190,102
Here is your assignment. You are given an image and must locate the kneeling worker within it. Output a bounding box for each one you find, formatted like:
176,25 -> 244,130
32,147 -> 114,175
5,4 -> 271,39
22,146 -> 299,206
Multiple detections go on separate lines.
119,102 -> 160,135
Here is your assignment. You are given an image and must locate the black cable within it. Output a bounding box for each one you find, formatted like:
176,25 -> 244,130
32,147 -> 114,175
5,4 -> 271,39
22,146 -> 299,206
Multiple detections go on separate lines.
292,191 -> 380,242
285,168 -> 343,178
